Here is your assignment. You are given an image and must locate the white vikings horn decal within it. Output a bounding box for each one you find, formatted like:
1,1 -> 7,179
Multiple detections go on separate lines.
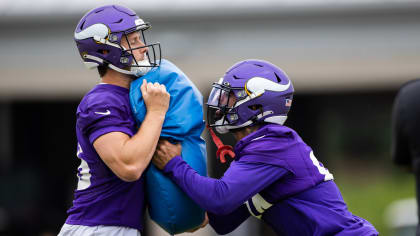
74,24 -> 109,40
135,18 -> 145,26
135,19 -> 149,30
246,77 -> 291,93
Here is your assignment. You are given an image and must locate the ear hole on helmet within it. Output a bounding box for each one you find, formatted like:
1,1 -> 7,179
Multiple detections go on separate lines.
274,72 -> 282,83
248,104 -> 262,111
113,18 -> 123,24
80,20 -> 86,30
253,64 -> 263,67
98,49 -> 109,55
233,75 -> 247,80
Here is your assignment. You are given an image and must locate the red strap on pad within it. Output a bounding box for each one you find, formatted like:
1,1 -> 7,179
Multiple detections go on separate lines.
206,124 -> 236,163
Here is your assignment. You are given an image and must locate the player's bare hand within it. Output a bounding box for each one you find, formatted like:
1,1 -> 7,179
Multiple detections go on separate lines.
152,139 -> 182,170
140,79 -> 170,116
186,212 -> 208,233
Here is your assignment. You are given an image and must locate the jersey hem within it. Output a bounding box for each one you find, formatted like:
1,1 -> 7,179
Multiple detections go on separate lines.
65,219 -> 143,232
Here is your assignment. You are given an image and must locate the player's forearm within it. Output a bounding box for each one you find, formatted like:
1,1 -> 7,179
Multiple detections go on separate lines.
163,157 -> 244,215
121,111 -> 165,172
163,157 -> 288,214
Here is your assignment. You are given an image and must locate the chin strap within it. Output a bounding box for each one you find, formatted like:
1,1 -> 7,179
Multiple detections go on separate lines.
206,124 -> 235,163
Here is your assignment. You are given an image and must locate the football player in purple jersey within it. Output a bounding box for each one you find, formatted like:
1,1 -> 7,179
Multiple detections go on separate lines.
58,5 -> 170,236
153,59 -> 379,235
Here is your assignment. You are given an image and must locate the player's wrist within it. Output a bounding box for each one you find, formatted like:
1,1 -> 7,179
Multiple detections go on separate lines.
162,155 -> 182,174
146,110 -> 166,120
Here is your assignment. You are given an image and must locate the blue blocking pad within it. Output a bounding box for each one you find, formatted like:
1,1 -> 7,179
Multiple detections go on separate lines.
130,59 -> 207,234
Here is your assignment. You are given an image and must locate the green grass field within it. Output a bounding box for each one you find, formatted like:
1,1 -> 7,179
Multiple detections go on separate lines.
333,164 -> 415,236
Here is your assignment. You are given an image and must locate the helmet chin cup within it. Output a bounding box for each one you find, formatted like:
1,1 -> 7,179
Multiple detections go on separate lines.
132,67 -> 150,77
131,58 -> 152,76
131,64 -> 152,77
215,119 -> 229,134
108,57 -> 152,77
215,126 -> 229,134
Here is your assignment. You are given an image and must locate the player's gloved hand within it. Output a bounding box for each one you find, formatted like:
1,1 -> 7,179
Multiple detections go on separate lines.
152,139 -> 182,170
140,79 -> 170,117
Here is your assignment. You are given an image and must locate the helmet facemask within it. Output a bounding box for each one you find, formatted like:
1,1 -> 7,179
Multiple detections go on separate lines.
207,81 -> 249,133
109,24 -> 161,77
120,26 -> 161,77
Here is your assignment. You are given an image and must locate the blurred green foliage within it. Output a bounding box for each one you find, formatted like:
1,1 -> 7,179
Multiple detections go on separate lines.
334,163 -> 415,236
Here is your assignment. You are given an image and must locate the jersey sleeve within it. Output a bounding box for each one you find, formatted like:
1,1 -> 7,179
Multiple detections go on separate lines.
77,96 -> 134,144
208,204 -> 250,235
391,90 -> 411,166
162,155 -> 290,215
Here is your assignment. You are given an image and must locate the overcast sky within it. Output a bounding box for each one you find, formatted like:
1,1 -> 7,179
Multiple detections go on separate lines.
1,0 -> 418,16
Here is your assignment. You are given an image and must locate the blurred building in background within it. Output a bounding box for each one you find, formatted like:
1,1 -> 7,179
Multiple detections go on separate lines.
0,0 -> 419,235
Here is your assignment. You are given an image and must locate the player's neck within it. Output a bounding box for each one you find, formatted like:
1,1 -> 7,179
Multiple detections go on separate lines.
101,69 -> 133,89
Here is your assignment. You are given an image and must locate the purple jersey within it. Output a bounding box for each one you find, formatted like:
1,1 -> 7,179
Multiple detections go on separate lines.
163,124 -> 378,235
65,84 -> 145,231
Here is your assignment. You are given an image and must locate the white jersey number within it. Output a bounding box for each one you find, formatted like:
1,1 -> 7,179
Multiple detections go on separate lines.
245,150 -> 333,219
309,151 -> 334,181
76,143 -> 92,190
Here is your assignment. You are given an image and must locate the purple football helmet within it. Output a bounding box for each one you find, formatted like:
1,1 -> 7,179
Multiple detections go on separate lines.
207,59 -> 294,133
74,5 -> 161,77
